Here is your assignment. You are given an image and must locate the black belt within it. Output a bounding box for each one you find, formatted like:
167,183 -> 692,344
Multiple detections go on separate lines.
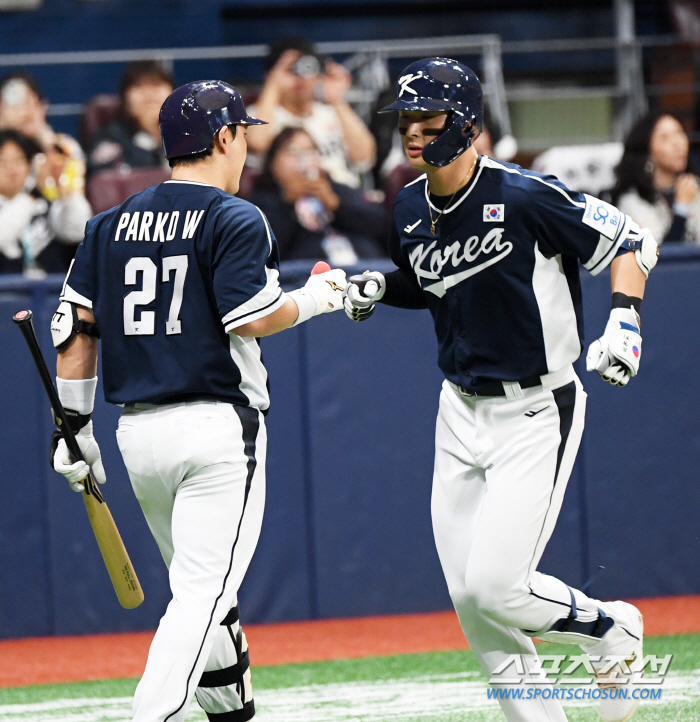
455,374 -> 543,398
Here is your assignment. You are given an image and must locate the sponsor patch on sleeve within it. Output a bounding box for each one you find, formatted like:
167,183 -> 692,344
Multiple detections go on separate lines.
582,194 -> 621,240
483,204 -> 504,222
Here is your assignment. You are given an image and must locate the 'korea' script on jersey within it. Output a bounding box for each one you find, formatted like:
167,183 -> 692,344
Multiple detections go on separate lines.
389,156 -> 636,394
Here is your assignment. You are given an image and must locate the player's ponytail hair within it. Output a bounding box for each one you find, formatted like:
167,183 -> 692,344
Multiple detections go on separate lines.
611,111 -> 695,205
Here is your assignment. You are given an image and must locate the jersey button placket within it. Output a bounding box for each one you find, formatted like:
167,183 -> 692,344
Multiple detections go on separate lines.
445,229 -> 467,338
450,289 -> 465,337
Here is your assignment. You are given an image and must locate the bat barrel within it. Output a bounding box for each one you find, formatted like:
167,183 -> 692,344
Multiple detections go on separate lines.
84,493 -> 145,609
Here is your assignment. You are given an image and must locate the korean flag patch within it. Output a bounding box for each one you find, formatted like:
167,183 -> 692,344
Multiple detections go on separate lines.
483,204 -> 504,222
582,194 -> 621,240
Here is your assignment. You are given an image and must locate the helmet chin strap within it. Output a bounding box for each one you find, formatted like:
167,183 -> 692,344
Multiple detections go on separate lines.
422,110 -> 477,168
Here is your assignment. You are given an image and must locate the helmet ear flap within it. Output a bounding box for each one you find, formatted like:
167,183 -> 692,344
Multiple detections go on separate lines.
462,118 -> 476,140
421,109 -> 475,168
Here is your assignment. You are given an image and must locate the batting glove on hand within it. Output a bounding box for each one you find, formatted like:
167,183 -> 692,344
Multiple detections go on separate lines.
305,268 -> 347,314
586,307 -> 642,387
288,268 -> 347,326
343,272 -> 386,322
50,420 -> 106,492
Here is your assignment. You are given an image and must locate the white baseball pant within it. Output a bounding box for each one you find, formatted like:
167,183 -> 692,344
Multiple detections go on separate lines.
116,400 -> 266,722
432,366 -> 635,722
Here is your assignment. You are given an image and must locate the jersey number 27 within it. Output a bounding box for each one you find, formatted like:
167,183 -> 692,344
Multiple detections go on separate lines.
124,256 -> 188,336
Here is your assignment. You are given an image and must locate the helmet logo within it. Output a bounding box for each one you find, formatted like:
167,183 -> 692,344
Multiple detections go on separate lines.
398,73 -> 420,98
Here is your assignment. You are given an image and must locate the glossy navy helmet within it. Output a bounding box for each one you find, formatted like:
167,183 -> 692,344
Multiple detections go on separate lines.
159,80 -> 266,160
380,57 -> 483,167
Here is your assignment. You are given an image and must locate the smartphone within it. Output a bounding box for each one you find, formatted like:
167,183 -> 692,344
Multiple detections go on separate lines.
292,55 -> 322,78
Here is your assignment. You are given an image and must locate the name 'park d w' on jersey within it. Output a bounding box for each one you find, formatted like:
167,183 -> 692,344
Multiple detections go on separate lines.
390,156 -> 637,394
60,180 -> 284,410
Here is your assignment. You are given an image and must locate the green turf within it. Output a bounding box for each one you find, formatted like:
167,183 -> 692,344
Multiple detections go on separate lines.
0,633 -> 698,721
251,633 -> 700,688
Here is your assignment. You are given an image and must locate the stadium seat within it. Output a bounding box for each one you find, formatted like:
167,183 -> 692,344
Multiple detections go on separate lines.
80,94 -> 121,149
383,164 -> 424,215
87,167 -> 171,214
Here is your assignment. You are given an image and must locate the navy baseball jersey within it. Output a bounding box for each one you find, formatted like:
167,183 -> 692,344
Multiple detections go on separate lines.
60,180 -> 284,409
390,156 -> 638,393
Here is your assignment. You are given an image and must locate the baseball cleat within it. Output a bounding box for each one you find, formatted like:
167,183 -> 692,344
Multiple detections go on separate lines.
592,602 -> 644,722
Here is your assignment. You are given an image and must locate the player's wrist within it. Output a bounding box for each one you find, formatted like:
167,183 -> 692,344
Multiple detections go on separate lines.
56,376 -> 97,415
286,289 -> 318,326
611,292 -> 642,316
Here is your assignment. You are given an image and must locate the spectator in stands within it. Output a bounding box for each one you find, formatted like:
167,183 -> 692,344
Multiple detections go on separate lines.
612,111 -> 700,243
0,72 -> 86,200
247,37 -> 375,188
251,127 -> 386,263
0,130 -> 91,275
88,61 -> 172,176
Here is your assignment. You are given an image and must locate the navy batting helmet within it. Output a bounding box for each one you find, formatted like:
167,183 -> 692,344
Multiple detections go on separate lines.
159,80 -> 266,160
380,57 -> 483,167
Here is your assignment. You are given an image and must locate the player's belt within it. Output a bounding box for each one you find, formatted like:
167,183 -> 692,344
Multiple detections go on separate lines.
450,375 -> 543,399
449,366 -> 575,400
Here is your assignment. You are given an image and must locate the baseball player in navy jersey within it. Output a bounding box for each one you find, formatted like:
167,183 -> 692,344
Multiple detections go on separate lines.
48,80 -> 346,722
344,58 -> 658,722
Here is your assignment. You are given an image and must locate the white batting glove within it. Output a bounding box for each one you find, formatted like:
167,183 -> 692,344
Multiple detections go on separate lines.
288,268 -> 347,326
52,421 -> 107,492
344,272 -> 386,322
586,307 -> 642,387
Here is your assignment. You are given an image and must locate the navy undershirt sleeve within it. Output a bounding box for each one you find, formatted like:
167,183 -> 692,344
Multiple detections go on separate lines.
380,268 -> 428,309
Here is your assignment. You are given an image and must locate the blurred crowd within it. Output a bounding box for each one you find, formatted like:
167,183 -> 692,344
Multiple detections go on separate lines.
1,36 -> 699,276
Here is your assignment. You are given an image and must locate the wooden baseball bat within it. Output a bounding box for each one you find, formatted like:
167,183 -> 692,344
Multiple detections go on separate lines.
12,309 -> 144,609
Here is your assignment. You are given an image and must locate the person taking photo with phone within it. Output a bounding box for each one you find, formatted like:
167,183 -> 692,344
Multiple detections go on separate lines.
247,37 -> 376,188
251,127 -> 386,263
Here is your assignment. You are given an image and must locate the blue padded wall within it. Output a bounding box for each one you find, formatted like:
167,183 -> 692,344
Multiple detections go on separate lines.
303,308 -> 448,618
238,326 -> 314,622
0,291 -> 53,637
579,259 -> 700,600
0,249 -> 699,638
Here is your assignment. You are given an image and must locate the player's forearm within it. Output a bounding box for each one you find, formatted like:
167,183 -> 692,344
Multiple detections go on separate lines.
57,335 -> 98,379
56,307 -> 98,379
610,251 -> 646,300
380,268 -> 428,309
231,297 -> 299,337
234,267 -> 347,336
332,102 -> 376,165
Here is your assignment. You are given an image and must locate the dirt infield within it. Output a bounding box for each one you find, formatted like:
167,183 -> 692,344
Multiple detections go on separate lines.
0,594 -> 698,688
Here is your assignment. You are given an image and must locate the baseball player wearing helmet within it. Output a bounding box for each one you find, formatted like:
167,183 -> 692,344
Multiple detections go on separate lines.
344,58 -> 658,722
49,80 -> 346,722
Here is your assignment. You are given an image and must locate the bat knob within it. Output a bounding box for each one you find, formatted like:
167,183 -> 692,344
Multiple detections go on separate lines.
12,309 -> 33,324
311,261 -> 331,275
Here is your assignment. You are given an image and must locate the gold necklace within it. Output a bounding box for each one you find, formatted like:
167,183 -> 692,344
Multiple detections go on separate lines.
427,155 -> 478,236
